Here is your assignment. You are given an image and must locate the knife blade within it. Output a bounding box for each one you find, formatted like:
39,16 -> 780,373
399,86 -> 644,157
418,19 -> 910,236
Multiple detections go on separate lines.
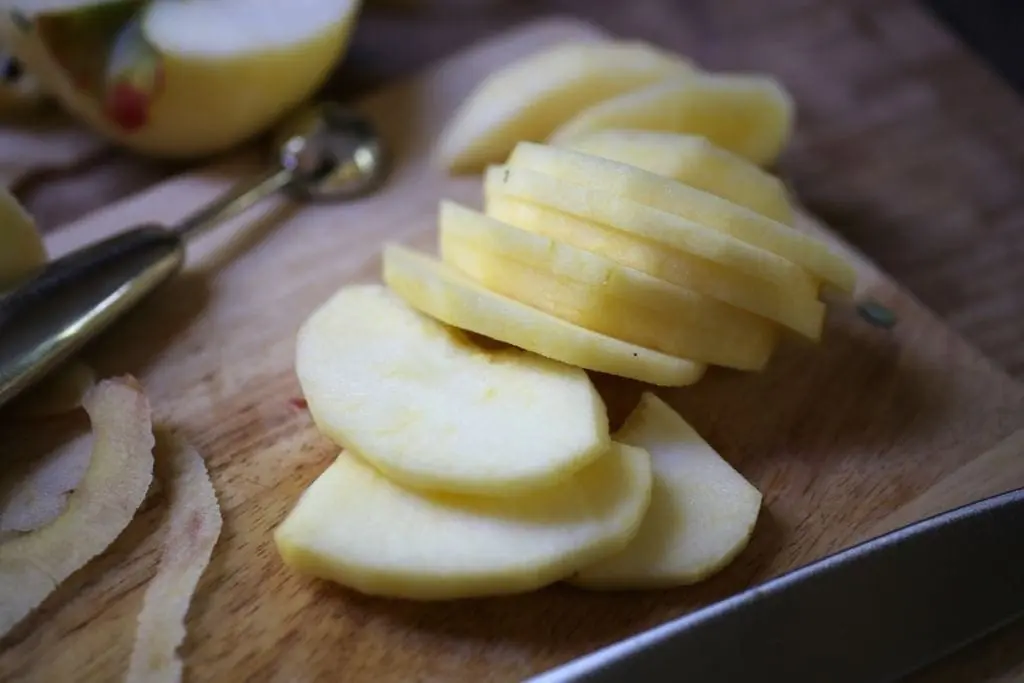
529,486 -> 1024,683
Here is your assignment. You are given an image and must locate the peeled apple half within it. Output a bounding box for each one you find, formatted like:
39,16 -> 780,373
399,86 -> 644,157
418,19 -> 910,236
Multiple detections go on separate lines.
548,72 -> 795,167
382,244 -> 707,387
439,201 -> 778,370
572,393 -> 762,588
435,40 -> 694,173
484,194 -> 825,340
508,142 -> 857,293
561,130 -> 795,224
1,0 -> 362,158
274,444 -> 653,600
295,284 -> 610,496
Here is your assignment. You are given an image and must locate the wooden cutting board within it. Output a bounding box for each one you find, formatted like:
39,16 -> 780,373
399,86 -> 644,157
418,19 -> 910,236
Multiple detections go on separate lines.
2,17 -> 1024,683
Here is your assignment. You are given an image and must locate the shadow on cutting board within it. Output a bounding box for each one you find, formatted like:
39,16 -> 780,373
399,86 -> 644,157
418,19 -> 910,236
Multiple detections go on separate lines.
321,506 -> 783,661
77,200 -> 300,386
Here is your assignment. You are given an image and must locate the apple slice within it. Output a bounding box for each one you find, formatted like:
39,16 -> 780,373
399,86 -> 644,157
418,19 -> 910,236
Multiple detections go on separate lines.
571,393 -> 762,588
561,130 -> 794,224
0,186 -> 46,289
485,194 -> 825,340
439,201 -> 778,370
548,72 -> 794,166
382,244 -> 706,387
275,443 -> 652,600
485,164 -> 821,307
2,0 -> 361,158
295,284 -> 609,496
435,40 -> 695,173
508,142 -> 857,293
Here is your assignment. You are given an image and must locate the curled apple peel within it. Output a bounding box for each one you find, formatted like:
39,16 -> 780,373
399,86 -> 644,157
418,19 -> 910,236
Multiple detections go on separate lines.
0,376 -> 155,637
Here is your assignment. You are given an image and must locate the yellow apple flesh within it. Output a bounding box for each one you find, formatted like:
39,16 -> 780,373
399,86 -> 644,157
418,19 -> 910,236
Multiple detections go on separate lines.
485,194 -> 825,340
436,40 -> 694,173
439,201 -> 778,370
295,283 -> 610,496
572,393 -> 762,588
382,243 -> 707,387
549,72 -> 794,167
275,444 -> 653,601
508,142 -> 857,293
485,164 -> 821,309
561,130 -> 794,224
0,186 -> 46,289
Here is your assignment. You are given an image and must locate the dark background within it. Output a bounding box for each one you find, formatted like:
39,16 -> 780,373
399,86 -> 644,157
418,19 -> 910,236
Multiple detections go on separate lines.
928,0 -> 1024,93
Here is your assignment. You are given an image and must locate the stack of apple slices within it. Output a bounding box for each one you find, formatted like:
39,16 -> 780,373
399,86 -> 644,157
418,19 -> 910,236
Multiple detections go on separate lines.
276,285 -> 761,600
276,39 -> 858,601
383,136 -> 854,382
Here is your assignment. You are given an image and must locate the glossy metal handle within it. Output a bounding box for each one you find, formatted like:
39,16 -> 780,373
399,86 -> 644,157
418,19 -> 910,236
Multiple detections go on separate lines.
0,225 -> 184,408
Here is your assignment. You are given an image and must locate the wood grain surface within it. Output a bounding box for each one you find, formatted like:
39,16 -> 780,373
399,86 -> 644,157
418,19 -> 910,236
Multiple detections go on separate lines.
2,18 -> 1023,682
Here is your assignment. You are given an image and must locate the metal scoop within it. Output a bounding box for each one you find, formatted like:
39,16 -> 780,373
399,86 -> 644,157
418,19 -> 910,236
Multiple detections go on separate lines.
0,102 -> 389,409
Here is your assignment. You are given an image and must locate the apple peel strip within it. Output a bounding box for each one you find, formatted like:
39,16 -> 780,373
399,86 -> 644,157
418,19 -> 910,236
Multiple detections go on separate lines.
0,376 -> 155,638
126,430 -> 222,683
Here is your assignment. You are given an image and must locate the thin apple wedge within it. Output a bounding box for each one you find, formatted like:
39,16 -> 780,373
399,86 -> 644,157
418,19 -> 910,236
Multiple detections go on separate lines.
508,142 -> 857,293
295,284 -> 609,496
561,130 -> 794,224
435,40 -> 694,173
382,244 -> 707,387
485,194 -> 824,339
439,201 -> 778,370
275,444 -> 652,601
548,72 -> 794,166
485,164 -> 822,313
571,393 -> 762,589
0,187 -> 46,290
